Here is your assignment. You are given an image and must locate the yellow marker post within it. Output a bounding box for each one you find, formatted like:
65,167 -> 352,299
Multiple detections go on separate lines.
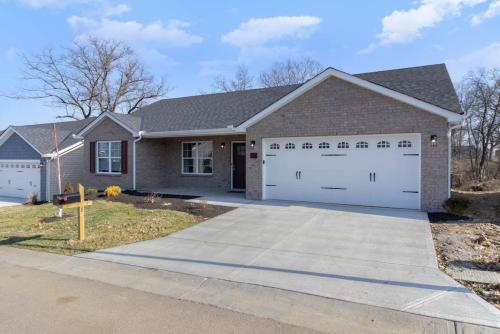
78,184 -> 85,241
56,184 -> 92,241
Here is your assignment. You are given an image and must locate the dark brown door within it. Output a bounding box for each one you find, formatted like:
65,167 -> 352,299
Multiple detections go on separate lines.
232,142 -> 246,190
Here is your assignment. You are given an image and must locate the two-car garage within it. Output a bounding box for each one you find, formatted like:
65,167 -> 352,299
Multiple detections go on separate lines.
262,133 -> 421,209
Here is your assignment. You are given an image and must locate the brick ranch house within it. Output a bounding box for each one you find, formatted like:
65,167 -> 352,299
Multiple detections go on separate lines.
72,64 -> 463,211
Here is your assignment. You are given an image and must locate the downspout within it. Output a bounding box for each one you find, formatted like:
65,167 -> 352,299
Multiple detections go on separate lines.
133,131 -> 144,191
448,120 -> 465,198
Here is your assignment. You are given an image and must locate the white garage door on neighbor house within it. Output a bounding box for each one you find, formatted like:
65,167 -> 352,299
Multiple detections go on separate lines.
262,134 -> 421,209
0,160 -> 41,199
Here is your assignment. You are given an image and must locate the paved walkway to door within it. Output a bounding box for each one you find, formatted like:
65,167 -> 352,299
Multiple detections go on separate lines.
80,201 -> 500,328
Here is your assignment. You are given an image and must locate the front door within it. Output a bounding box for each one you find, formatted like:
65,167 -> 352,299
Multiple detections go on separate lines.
232,142 -> 246,190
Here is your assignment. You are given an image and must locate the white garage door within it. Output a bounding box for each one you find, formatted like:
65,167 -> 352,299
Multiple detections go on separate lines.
263,134 -> 421,209
0,160 -> 41,199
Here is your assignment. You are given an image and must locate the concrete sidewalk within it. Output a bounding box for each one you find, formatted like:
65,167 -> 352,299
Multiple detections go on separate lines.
79,203 -> 500,328
2,246 -> 499,334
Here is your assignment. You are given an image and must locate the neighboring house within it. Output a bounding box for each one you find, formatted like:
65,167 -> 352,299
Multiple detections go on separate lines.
0,119 -> 93,201
74,64 -> 463,211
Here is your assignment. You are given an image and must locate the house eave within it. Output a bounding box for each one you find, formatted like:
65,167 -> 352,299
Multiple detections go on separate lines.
141,127 -> 246,139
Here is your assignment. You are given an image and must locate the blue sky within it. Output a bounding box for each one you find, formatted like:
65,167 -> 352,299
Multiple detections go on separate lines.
1,0 -> 499,129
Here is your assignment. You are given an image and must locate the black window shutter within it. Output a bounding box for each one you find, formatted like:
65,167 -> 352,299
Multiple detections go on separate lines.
90,142 -> 96,173
121,141 -> 128,174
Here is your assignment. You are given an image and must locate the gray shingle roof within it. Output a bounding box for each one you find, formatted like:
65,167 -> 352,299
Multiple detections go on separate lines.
355,64 -> 461,114
10,118 -> 94,154
130,64 -> 461,133
133,85 -> 300,132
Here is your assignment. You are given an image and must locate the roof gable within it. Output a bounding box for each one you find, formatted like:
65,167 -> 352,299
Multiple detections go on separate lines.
0,131 -> 41,159
236,67 -> 463,130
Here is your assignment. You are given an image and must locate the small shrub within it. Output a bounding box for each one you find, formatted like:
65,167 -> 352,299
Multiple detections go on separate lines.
104,185 -> 122,197
443,197 -> 470,215
25,192 -> 38,205
85,188 -> 98,196
64,182 -> 74,194
144,193 -> 160,204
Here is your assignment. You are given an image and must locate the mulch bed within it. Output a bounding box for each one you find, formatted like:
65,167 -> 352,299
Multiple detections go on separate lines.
89,192 -> 235,220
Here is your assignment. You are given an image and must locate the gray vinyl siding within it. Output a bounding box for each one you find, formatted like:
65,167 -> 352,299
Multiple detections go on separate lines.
0,133 -> 41,159
40,158 -> 48,202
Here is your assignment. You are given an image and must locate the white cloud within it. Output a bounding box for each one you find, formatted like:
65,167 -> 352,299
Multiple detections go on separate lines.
101,3 -> 129,16
447,42 -> 500,79
472,0 -> 500,24
360,0 -> 487,53
221,16 -> 321,48
69,17 -> 202,48
221,16 -> 320,63
379,0 -> 486,45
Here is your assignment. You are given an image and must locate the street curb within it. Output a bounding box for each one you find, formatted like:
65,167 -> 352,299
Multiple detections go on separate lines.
1,247 -> 499,334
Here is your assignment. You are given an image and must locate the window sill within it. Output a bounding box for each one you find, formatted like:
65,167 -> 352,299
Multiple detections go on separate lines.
95,173 -> 123,177
181,173 -> 213,177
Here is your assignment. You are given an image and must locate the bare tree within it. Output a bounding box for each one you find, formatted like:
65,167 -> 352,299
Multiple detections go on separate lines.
458,68 -> 500,180
213,65 -> 253,92
17,37 -> 167,119
259,57 -> 323,88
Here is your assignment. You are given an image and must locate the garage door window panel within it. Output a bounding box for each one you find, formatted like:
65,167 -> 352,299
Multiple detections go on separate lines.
318,142 -> 330,149
338,142 -> 349,149
356,141 -> 368,148
377,141 -> 390,148
302,143 -> 313,149
270,143 -> 280,150
398,140 -> 412,148
285,143 -> 295,149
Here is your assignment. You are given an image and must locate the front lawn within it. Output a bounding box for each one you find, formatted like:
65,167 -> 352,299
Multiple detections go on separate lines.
0,199 -> 203,255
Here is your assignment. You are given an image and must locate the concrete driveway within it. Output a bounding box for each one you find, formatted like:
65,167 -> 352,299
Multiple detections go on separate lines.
81,201 -> 500,328
0,196 -> 24,208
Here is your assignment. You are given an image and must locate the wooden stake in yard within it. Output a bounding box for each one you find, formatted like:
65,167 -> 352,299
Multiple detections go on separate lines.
78,184 -> 85,241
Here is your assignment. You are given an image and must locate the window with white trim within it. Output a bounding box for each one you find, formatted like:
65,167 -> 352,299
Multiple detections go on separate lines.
285,143 -> 295,149
97,141 -> 122,173
398,140 -> 412,148
270,143 -> 280,150
356,141 -> 368,148
338,141 -> 349,149
182,141 -> 213,175
318,142 -> 330,149
302,142 -> 313,149
377,141 -> 390,148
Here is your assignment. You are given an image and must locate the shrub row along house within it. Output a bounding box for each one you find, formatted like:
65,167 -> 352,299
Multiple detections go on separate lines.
0,64 -> 463,210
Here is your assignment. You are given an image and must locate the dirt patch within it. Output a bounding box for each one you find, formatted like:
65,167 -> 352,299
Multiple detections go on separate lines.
430,190 -> 500,309
103,192 -> 235,220
40,214 -> 74,224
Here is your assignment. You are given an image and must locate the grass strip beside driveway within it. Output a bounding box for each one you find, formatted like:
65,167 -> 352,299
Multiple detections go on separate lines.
0,200 -> 200,255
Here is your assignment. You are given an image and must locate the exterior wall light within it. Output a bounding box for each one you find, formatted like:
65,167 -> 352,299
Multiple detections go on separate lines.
220,142 -> 226,149
430,135 -> 437,146
250,140 -> 256,148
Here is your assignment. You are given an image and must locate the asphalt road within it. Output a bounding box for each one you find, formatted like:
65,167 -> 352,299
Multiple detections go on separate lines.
0,262 -> 320,334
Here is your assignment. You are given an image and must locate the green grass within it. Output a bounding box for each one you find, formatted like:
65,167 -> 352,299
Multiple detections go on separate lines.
0,200 -> 200,255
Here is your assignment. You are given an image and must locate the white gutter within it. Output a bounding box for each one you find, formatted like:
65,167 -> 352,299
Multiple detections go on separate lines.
141,126 -> 245,139
133,131 -> 144,190
448,119 -> 466,198
43,141 -> 84,158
